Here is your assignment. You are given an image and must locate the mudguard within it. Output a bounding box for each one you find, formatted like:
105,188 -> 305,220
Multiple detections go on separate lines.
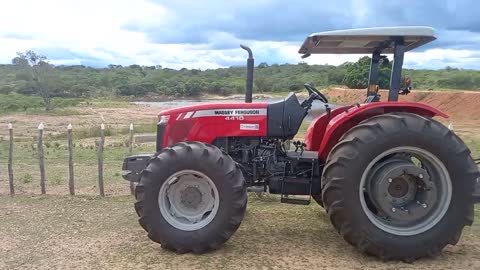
316,102 -> 448,160
305,105 -> 352,151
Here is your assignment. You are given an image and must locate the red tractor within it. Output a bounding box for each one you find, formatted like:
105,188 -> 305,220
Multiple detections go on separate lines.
123,27 -> 480,261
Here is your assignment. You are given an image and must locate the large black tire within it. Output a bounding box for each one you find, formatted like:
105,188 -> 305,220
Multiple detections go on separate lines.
322,113 -> 478,261
134,142 -> 247,253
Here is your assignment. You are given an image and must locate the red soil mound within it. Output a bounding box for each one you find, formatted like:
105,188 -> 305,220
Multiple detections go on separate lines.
326,88 -> 480,124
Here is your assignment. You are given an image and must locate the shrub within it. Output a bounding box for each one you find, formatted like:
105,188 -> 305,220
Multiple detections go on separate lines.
22,173 -> 33,184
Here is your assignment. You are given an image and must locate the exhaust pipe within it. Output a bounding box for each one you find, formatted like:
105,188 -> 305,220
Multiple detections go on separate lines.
240,44 -> 254,103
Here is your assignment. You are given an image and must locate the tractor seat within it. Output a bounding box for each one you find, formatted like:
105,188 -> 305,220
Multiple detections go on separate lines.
364,94 -> 380,103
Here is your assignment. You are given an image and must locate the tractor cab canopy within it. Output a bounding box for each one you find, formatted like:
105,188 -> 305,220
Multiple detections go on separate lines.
299,26 -> 436,55
299,26 -> 436,101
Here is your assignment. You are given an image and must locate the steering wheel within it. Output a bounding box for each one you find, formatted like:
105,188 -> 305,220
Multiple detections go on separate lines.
304,84 -> 328,103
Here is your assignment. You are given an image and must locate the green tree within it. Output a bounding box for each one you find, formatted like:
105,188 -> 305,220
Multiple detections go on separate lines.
254,76 -> 272,92
1,52 -> 480,101
343,56 -> 392,89
327,67 -> 346,85
12,50 -> 56,110
437,73 -> 474,89
258,62 -> 269,68
343,57 -> 370,88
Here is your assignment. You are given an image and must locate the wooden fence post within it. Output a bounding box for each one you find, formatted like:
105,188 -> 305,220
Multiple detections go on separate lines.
128,123 -> 135,195
8,123 -> 14,196
97,123 -> 105,197
67,124 -> 75,195
38,122 -> 46,194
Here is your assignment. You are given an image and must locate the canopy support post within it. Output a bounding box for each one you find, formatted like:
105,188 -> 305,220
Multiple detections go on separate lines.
367,50 -> 381,98
388,39 -> 405,102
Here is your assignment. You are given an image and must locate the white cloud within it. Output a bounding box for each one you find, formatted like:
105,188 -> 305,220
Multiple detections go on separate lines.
405,49 -> 480,69
0,0 -> 479,69
301,49 -> 480,70
0,0 -> 168,64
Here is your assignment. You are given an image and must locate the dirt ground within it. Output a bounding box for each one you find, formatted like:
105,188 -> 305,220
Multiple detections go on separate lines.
0,195 -> 479,270
0,104 -> 160,139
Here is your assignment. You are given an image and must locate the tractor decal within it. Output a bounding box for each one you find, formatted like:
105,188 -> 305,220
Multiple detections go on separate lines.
190,108 -> 267,118
239,123 -> 260,130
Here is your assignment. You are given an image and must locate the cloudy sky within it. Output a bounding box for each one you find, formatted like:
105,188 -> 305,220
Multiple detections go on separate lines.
1,0 -> 479,69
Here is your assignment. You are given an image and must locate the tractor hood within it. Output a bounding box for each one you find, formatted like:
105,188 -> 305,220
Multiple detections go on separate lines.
156,102 -> 269,148
158,102 -> 269,117
157,93 -> 306,145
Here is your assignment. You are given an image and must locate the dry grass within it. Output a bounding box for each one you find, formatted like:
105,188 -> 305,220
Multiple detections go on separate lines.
0,195 -> 479,270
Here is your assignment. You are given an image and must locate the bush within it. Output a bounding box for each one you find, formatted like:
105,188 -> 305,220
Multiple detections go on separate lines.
0,93 -> 81,114
0,93 -> 44,113
52,98 -> 81,108
22,173 -> 33,184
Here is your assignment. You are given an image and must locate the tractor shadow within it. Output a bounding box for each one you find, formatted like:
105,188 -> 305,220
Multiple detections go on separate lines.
200,197 -> 477,269
139,196 -> 479,269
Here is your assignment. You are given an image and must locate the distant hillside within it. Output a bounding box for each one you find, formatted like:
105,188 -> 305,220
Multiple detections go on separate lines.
1,56 -> 479,99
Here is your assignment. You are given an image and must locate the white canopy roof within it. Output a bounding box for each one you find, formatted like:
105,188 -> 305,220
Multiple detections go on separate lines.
299,26 -> 436,56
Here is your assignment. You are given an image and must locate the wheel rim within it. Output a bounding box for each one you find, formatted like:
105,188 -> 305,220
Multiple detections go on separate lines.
359,146 -> 452,236
158,170 -> 219,231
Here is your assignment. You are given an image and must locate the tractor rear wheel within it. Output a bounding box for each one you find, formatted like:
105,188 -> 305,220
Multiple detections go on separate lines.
322,113 -> 478,261
134,142 -> 247,253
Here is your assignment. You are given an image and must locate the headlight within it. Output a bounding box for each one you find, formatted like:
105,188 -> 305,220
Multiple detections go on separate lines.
158,115 -> 170,125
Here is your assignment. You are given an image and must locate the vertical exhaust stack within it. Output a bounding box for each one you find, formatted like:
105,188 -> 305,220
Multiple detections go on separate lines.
240,44 -> 254,103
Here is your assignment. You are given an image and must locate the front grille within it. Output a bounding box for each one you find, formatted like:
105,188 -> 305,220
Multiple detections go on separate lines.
156,123 -> 166,152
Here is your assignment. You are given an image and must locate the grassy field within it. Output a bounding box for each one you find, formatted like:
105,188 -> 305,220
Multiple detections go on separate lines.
0,138 -> 155,195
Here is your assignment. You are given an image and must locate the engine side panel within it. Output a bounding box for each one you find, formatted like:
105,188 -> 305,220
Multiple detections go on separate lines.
161,104 -> 269,147
317,102 -> 448,159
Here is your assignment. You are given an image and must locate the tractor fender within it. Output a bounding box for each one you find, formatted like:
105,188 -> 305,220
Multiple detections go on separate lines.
318,102 -> 448,160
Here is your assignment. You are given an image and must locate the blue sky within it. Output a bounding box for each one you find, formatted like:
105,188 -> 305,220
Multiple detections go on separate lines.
1,0 -> 480,69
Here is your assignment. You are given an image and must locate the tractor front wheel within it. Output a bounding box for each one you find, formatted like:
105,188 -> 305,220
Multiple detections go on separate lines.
322,113 -> 478,261
134,142 -> 247,253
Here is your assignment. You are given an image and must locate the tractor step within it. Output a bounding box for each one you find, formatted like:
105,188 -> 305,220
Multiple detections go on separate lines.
280,196 -> 311,205
279,158 -> 315,205
283,177 -> 310,184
